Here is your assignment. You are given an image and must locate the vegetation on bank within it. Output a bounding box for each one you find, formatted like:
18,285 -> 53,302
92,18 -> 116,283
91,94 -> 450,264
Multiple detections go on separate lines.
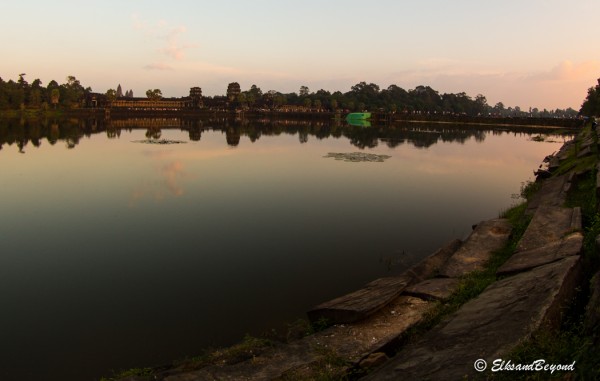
0,74 -> 89,110
488,124 -> 600,380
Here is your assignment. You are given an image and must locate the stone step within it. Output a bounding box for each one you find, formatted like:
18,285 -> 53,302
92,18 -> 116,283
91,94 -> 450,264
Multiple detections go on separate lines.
526,173 -> 573,214
496,205 -> 582,276
497,232 -> 583,276
403,278 -> 460,301
517,206 -> 581,253
307,239 -> 462,324
364,256 -> 583,381
438,219 -> 512,278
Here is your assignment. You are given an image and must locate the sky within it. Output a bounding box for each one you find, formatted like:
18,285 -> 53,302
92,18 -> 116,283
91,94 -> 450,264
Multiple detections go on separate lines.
1,0 -> 599,110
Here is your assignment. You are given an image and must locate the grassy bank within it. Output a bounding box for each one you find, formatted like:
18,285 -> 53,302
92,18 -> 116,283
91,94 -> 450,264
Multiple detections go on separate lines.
488,125 -> 600,380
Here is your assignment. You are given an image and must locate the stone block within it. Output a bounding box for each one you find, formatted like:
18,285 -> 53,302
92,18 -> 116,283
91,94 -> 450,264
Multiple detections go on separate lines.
307,239 -> 461,324
403,278 -> 460,301
439,219 -> 512,278
497,232 -> 583,276
364,256 -> 583,381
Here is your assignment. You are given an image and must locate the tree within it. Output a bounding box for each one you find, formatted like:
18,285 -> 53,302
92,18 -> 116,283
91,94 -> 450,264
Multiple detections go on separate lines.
237,92 -> 247,107
62,75 -> 85,108
580,78 -> 600,116
50,89 -> 60,109
299,85 -> 309,97
493,102 -> 505,115
106,89 -> 117,101
30,89 -> 42,107
246,92 -> 256,107
248,84 -> 262,99
17,73 -> 28,88
330,99 -> 338,111
146,89 -> 162,100
474,94 -> 488,115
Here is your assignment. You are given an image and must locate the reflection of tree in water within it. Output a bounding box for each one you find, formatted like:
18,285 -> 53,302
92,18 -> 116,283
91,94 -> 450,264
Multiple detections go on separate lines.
0,116 -> 569,153
17,140 -> 26,153
145,127 -> 162,140
298,128 -> 309,144
49,123 -> 60,145
346,127 -> 379,149
246,125 -> 261,142
106,127 -> 121,139
66,137 -> 78,149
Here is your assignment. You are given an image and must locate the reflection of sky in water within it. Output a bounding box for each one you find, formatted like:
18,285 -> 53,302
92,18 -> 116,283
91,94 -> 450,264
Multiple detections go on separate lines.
0,125 -> 567,381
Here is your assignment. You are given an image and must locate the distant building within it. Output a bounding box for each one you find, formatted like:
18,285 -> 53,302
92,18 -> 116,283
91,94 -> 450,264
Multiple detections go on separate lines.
226,82 -> 241,101
105,87 -> 204,110
189,87 -> 203,108
276,105 -> 311,112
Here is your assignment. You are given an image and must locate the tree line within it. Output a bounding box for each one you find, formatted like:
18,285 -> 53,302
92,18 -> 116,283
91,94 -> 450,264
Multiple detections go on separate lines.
0,73 -> 586,118
0,74 -> 90,110
220,81 -> 578,118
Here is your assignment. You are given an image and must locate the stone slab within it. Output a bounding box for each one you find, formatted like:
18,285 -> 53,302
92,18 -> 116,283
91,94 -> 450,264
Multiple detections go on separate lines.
526,174 -> 572,214
548,155 -> 560,171
403,278 -> 460,301
577,145 -> 593,158
580,138 -> 594,150
497,232 -> 583,276
364,256 -> 583,381
164,296 -> 434,381
306,275 -> 412,325
307,239 -> 461,324
438,219 -> 512,278
557,141 -> 575,160
517,206 -> 581,253
403,239 -> 463,282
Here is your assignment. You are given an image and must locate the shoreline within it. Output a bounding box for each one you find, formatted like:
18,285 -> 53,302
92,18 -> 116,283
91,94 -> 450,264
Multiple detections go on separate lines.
0,108 -> 583,129
101,123 -> 599,380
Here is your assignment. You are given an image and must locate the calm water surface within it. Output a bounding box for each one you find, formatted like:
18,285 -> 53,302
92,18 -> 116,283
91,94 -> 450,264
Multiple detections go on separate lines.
0,117 -> 567,380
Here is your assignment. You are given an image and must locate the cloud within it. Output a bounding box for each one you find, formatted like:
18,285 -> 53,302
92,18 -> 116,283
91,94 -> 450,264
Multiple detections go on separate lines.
380,59 -> 600,109
144,62 -> 174,71
161,161 -> 185,196
525,60 -> 600,82
131,14 -> 198,65
161,25 -> 197,61
129,157 -> 189,205
131,13 -> 147,31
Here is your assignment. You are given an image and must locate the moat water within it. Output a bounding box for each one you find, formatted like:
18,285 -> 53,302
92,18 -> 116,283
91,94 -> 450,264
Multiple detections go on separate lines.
0,117 -> 568,380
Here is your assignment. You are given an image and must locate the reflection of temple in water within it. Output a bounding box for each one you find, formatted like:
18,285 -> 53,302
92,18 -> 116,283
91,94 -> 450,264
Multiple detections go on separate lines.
225,128 -> 241,146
